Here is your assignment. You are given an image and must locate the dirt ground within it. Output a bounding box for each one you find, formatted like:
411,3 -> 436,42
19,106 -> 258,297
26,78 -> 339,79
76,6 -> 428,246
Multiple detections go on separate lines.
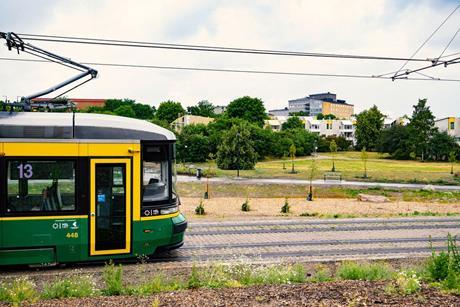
180,197 -> 460,220
27,281 -> 460,306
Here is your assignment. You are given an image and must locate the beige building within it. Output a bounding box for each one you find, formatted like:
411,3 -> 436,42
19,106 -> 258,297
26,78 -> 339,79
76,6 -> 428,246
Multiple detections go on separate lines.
435,117 -> 460,143
171,115 -> 214,131
321,101 -> 354,119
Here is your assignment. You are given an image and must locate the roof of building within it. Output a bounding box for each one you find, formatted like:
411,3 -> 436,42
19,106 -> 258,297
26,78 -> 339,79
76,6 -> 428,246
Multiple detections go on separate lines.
435,117 -> 459,122
0,112 -> 175,141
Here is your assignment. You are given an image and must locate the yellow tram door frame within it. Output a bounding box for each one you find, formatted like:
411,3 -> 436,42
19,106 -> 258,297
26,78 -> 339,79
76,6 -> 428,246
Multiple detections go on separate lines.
89,158 -> 132,256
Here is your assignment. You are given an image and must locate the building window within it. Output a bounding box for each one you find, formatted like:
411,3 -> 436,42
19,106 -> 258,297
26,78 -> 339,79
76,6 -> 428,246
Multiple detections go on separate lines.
326,123 -> 332,130
7,160 -> 76,213
450,122 -> 455,130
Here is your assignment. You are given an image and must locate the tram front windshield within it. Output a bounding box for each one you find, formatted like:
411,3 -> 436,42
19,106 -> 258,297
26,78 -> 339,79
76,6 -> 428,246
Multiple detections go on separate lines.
142,145 -> 169,203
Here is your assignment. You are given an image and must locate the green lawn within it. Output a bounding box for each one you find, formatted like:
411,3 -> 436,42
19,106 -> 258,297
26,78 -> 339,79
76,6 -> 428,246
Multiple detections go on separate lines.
179,151 -> 460,185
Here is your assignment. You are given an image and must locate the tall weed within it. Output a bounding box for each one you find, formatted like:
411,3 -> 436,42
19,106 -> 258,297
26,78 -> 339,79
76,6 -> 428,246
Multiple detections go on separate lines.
103,261 -> 124,295
337,261 -> 394,281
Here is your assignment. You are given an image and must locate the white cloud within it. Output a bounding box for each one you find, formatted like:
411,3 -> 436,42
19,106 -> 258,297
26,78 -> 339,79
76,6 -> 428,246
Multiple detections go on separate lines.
0,0 -> 459,117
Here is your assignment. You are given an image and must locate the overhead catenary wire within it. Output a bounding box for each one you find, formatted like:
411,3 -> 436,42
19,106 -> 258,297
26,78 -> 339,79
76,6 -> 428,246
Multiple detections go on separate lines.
436,26 -> 460,63
393,3 -> 460,78
16,33 -> 433,62
1,56 -> 459,82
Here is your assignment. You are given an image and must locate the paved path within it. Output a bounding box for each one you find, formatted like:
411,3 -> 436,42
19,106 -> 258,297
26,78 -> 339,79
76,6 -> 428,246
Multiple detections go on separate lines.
178,175 -> 460,191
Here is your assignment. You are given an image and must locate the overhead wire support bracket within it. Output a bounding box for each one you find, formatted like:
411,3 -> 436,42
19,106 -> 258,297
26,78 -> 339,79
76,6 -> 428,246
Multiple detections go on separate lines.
0,31 -> 98,110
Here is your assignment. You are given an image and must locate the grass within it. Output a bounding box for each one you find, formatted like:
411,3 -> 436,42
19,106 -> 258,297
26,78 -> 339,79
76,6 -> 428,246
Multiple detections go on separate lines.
181,151 -> 460,185
0,278 -> 39,306
178,182 -> 460,203
2,238 -> 460,304
42,275 -> 97,299
337,261 -> 395,281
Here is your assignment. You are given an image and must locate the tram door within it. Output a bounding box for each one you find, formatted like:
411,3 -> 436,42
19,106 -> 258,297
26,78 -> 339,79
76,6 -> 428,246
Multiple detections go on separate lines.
90,159 -> 131,256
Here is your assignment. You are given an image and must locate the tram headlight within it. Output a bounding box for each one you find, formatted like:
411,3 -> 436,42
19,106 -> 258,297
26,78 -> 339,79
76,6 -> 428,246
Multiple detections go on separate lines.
160,206 -> 179,215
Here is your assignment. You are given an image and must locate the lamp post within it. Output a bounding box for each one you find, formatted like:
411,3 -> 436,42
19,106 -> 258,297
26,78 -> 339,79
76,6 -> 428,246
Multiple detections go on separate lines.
307,142 -> 318,201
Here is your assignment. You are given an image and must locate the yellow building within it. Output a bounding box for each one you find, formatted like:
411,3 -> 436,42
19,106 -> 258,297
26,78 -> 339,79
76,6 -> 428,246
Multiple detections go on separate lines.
322,101 -> 354,119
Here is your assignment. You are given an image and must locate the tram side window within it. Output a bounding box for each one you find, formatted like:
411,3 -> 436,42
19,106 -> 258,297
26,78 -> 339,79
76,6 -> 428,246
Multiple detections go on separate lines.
6,160 -> 76,213
143,145 -> 169,203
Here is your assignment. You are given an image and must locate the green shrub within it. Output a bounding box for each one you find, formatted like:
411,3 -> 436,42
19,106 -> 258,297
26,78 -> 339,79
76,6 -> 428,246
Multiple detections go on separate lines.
42,275 -> 97,299
280,198 -> 290,213
337,261 -> 394,281
103,262 -> 124,295
195,199 -> 206,215
425,234 -> 460,291
241,199 -> 250,212
0,278 -> 39,306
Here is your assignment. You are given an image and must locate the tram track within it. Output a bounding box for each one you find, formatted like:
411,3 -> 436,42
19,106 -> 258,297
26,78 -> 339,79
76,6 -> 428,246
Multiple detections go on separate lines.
182,236 -> 448,250
188,217 -> 460,228
0,217 -> 458,279
187,223 -> 460,236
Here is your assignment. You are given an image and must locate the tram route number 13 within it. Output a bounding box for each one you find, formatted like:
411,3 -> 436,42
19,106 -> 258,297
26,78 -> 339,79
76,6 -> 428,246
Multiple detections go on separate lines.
17,163 -> 33,179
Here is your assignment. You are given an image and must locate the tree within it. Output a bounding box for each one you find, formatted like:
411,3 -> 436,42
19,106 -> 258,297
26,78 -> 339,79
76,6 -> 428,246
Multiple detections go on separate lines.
377,125 -> 412,159
114,105 -> 136,118
83,98 -> 155,120
132,103 -> 155,119
216,123 -> 256,171
176,124 -> 210,162
104,98 -> 133,112
449,151 -> 457,175
225,96 -> 267,127
187,100 -> 215,118
289,144 -> 296,173
408,99 -> 436,161
156,100 -> 185,123
361,147 -> 368,178
426,130 -> 459,161
355,105 -> 385,151
323,114 -> 336,119
330,140 -> 338,172
316,113 -> 324,120
289,111 -> 308,116
281,116 -> 304,130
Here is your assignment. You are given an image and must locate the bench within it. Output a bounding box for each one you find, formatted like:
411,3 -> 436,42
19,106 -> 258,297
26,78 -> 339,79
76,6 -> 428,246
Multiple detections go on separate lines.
324,172 -> 342,181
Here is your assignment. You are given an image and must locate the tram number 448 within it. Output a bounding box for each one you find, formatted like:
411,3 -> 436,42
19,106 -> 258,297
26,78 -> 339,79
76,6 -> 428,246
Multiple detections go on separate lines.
66,232 -> 79,239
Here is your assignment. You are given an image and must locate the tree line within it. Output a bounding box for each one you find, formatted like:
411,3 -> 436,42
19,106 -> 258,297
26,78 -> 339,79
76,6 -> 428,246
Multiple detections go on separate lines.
355,99 -> 459,161
82,96 -> 458,170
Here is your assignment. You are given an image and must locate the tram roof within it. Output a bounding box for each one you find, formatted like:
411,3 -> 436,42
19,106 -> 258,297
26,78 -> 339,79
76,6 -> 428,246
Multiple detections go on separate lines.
0,112 -> 176,141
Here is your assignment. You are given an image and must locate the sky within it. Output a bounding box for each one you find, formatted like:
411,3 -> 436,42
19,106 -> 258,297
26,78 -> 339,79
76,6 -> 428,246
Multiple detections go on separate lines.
0,0 -> 459,119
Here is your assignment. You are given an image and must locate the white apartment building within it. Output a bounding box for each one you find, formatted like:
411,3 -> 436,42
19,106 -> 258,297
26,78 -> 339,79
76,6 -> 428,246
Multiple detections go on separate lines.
265,116 -> 356,143
435,117 -> 460,143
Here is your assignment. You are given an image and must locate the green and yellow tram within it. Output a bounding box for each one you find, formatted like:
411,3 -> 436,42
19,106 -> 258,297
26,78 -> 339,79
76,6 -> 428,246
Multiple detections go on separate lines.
0,111 -> 187,266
